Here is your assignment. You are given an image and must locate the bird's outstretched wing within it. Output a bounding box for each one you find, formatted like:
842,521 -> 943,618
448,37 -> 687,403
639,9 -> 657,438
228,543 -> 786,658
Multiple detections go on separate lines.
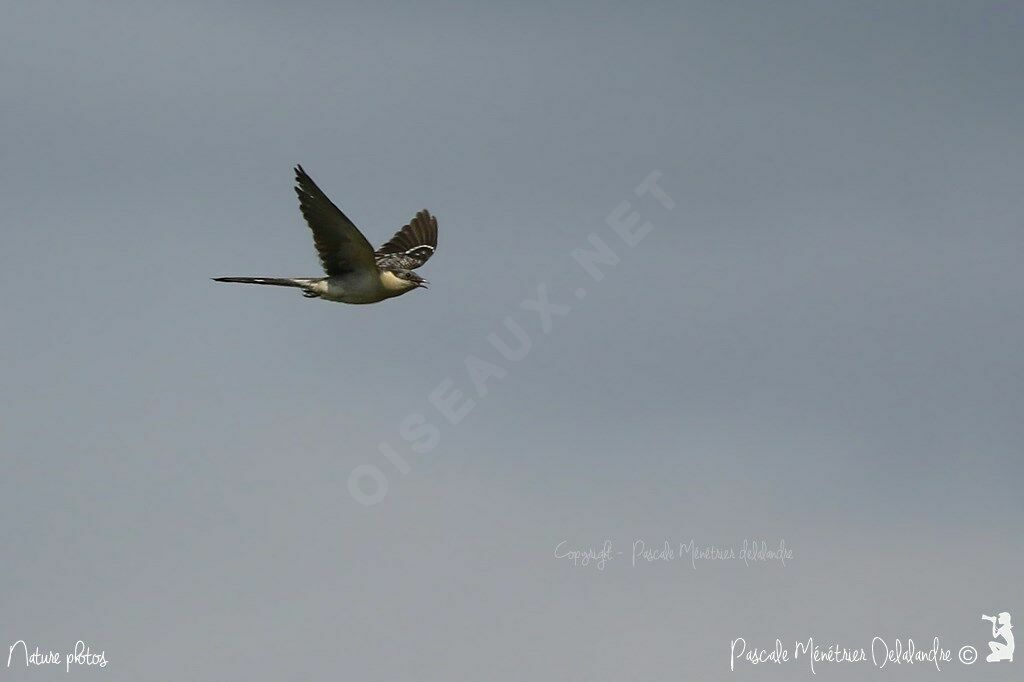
294,165 -> 377,276
375,210 -> 438,270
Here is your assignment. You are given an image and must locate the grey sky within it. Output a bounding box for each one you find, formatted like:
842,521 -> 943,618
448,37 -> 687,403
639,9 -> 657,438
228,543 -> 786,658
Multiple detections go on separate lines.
2,1 -> 1022,679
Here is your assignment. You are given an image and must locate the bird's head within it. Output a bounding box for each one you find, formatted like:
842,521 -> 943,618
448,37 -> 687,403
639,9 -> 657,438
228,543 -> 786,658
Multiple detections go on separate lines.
385,268 -> 429,292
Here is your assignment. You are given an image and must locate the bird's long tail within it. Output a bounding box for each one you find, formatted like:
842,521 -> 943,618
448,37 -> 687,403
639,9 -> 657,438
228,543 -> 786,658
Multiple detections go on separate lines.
212,277 -> 320,297
213,276 -> 314,288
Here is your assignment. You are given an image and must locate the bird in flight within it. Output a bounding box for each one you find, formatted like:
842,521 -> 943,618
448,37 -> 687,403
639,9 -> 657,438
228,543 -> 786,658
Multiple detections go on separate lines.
214,165 -> 438,304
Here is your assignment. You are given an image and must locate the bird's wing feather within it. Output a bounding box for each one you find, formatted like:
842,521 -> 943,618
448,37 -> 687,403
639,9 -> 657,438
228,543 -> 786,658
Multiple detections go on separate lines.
294,165 -> 377,276
375,209 -> 438,270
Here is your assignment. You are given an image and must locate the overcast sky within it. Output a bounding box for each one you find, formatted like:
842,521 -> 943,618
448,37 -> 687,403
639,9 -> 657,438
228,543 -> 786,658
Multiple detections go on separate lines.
2,1 -> 1022,679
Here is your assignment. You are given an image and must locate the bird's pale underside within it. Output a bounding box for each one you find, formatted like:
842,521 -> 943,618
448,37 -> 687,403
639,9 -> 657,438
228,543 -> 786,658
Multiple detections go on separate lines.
214,165 -> 438,304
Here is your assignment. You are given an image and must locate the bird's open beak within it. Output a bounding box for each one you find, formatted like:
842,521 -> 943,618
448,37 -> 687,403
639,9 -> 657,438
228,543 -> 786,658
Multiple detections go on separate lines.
416,280 -> 429,289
